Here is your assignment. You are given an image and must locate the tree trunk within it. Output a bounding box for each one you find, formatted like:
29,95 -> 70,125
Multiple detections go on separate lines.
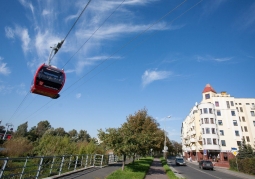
122,154 -> 126,171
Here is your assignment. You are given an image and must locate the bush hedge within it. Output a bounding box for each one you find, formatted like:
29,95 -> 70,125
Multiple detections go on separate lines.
229,158 -> 255,175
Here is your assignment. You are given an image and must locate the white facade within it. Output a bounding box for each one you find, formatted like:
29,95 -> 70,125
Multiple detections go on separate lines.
181,84 -> 255,161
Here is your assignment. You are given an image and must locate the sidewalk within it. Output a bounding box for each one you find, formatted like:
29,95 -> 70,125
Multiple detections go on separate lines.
186,160 -> 255,179
144,158 -> 169,179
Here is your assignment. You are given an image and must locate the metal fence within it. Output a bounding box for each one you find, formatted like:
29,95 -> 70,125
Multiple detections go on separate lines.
0,154 -> 118,179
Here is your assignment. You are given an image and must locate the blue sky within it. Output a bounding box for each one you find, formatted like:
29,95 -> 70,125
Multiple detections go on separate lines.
1,0 -> 255,142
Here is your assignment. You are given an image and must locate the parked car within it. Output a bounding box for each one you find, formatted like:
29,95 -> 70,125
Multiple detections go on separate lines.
199,160 -> 214,170
175,157 -> 186,166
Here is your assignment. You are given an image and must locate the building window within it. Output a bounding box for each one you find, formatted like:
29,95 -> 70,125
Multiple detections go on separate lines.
203,138 -> 206,145
209,108 -> 213,114
246,136 -> 250,142
242,117 -> 245,122
231,111 -> 236,116
212,128 -> 216,134
231,101 -> 234,106
207,138 -> 212,145
246,103 -> 250,105
237,141 -> 241,146
206,128 -> 210,134
203,108 -> 208,114
218,120 -> 223,125
221,140 -> 226,146
226,101 -> 230,108
253,121 -> 255,126
220,130 -> 224,136
213,138 -> 217,145
201,118 -> 203,124
205,118 -> 209,124
236,107 -> 239,112
217,110 -> 221,116
241,126 -> 243,132
244,126 -> 248,132
200,109 -> 202,114
210,118 -> 214,124
240,107 -> 243,112
202,128 -> 205,134
215,101 -> 219,107
233,120 -> 238,126
251,111 -> 255,116
235,130 -> 240,136
205,94 -> 210,99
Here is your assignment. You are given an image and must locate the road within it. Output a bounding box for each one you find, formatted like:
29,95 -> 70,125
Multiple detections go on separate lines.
167,159 -> 244,179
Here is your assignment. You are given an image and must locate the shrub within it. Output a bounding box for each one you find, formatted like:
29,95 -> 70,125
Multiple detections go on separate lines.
2,137 -> 33,157
229,158 -> 255,175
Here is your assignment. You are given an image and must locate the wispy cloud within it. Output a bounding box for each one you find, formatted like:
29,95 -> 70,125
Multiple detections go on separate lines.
5,26 -> 31,54
6,0 -> 181,74
142,69 -> 171,87
236,2 -> 255,30
0,57 -> 11,76
201,0 -> 227,17
76,93 -> 81,99
195,55 -> 233,62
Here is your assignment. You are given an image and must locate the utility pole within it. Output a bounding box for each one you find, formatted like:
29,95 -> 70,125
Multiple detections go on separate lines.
3,123 -> 13,140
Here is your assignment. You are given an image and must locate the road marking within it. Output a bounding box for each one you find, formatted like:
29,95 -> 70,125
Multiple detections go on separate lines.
187,164 -> 222,179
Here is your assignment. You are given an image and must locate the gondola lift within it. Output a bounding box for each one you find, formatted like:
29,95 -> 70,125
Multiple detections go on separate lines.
30,40 -> 65,99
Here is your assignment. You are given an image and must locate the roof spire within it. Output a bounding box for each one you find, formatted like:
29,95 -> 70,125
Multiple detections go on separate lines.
202,84 -> 216,93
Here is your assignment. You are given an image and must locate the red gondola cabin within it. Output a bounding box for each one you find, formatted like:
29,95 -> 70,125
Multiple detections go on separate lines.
31,64 -> 66,99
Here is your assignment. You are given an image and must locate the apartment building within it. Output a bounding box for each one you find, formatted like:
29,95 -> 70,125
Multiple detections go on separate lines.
181,84 -> 255,162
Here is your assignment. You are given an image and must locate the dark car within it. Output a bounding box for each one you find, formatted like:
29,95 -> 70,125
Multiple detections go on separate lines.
199,160 -> 214,170
175,157 -> 186,166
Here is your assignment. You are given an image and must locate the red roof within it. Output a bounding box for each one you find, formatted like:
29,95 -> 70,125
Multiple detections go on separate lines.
202,84 -> 216,93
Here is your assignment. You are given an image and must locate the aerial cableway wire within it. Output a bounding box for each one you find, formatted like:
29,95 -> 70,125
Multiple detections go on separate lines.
62,0 -> 126,68
61,0 -> 204,98
21,0 -> 199,121
21,0 -> 126,121
7,0 -> 92,124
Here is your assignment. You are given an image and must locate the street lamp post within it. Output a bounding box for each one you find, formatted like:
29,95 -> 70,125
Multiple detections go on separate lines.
163,116 -> 171,159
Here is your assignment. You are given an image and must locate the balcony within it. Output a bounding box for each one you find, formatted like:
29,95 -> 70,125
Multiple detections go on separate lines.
191,145 -> 196,150
190,138 -> 196,143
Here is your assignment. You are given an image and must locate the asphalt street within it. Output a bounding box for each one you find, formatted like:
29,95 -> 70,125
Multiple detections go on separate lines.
168,159 -> 252,179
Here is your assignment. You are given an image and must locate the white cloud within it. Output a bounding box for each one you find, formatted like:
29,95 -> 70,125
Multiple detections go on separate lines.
42,9 -> 51,16
76,93 -> 81,99
0,85 -> 13,94
5,27 -> 15,39
5,26 -> 31,54
196,55 -> 233,62
19,0 -> 35,15
0,57 -> 11,76
142,69 -> 171,87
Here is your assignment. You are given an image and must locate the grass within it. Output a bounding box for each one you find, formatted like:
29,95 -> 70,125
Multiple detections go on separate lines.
160,157 -> 184,179
106,157 -> 153,179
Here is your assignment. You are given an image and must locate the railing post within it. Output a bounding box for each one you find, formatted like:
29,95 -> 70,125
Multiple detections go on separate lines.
74,155 -> 78,171
68,155 -> 72,170
49,156 -> 56,176
85,154 -> 88,168
58,155 -> 65,175
100,155 -> 104,167
81,155 -> 84,167
93,154 -> 96,167
20,156 -> 29,179
0,157 -> 9,178
36,156 -> 44,179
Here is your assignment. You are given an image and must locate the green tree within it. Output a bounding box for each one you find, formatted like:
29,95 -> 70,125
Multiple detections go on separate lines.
68,129 -> 78,140
13,122 -> 28,138
27,126 -> 39,142
77,130 -> 91,142
34,134 -> 76,156
36,120 -> 51,138
238,138 -> 255,159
